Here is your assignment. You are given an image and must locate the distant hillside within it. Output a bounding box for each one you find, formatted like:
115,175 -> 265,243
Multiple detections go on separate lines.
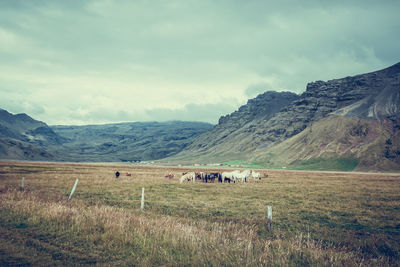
0,109 -> 213,162
49,121 -> 213,162
0,109 -> 65,145
168,62 -> 400,171
0,138 -> 52,160
0,109 -> 62,160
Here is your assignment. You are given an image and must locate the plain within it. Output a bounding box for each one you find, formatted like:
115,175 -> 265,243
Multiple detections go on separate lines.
0,161 -> 399,266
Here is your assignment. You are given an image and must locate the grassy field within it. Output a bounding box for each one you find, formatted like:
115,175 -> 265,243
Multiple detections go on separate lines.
291,158 -> 360,171
0,161 -> 399,266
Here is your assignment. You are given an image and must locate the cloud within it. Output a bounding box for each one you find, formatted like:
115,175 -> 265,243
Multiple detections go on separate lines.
245,83 -> 273,98
145,101 -> 241,124
0,0 -> 399,125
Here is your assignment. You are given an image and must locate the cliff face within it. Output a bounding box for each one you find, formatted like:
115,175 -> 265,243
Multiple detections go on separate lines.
171,91 -> 299,162
253,62 -> 400,146
169,62 -> 400,170
218,91 -> 299,126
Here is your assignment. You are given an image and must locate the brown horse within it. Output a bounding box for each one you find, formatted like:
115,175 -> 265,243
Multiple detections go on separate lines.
164,173 -> 174,179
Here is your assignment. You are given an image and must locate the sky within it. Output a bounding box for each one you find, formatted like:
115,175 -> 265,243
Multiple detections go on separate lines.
0,0 -> 399,125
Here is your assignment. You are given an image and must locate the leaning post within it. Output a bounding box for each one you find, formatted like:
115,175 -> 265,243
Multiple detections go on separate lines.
141,187 -> 145,211
267,206 -> 272,232
68,179 -> 79,200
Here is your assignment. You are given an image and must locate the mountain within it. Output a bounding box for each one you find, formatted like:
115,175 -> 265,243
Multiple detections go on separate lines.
2,62 -> 399,170
170,91 -> 299,162
0,109 -> 213,162
168,62 -> 400,171
0,138 -> 53,160
49,121 -> 213,162
252,115 -> 400,171
0,109 -> 62,160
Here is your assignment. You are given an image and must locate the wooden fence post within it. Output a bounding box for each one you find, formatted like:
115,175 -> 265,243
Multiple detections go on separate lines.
68,179 -> 79,200
21,177 -> 25,190
267,206 -> 272,232
141,187 -> 145,211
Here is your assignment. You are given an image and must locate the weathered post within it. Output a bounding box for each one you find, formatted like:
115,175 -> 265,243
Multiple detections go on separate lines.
267,206 -> 272,232
21,177 -> 25,190
68,179 -> 79,200
141,187 -> 145,211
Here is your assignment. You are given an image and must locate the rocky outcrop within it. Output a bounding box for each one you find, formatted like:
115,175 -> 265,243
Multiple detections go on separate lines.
170,91 -> 299,161
218,91 -> 299,126
253,62 -> 400,146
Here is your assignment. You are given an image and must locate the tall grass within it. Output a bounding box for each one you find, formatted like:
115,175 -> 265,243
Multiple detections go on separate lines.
0,162 -> 399,266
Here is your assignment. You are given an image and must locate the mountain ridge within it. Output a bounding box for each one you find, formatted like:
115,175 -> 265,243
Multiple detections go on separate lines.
0,109 -> 214,162
1,62 -> 399,171
167,62 -> 400,171
49,121 -> 213,162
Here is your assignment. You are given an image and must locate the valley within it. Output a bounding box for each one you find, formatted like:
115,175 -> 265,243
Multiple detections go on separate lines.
1,62 -> 399,171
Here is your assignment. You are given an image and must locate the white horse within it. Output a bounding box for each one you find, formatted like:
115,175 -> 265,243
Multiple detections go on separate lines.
221,171 -> 236,183
250,170 -> 261,180
180,172 -> 195,184
233,169 -> 251,183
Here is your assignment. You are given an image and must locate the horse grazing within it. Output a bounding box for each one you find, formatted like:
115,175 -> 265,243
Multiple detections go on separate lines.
233,169 -> 251,183
180,172 -> 195,184
221,171 -> 237,183
195,172 -> 205,182
164,173 -> 174,179
205,172 -> 220,183
250,170 -> 261,180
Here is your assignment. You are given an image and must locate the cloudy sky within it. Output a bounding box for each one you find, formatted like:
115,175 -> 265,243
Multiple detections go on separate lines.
0,0 -> 399,125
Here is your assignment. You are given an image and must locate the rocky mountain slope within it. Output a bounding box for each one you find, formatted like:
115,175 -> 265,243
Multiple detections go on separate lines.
252,115 -> 400,171
170,91 -> 299,162
0,138 -> 53,160
0,109 -> 65,146
169,62 -> 400,171
0,109 -> 62,160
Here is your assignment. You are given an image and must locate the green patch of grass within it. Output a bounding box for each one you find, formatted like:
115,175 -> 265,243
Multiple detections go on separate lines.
221,160 -> 265,169
291,158 -> 359,171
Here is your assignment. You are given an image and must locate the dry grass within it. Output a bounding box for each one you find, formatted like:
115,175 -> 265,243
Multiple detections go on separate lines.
0,161 -> 399,266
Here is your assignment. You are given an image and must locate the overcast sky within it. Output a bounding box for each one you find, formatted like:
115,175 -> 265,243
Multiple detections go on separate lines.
0,0 -> 399,125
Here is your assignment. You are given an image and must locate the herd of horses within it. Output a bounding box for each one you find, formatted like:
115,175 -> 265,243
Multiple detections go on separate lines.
176,170 -> 267,184
117,170 -> 267,183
